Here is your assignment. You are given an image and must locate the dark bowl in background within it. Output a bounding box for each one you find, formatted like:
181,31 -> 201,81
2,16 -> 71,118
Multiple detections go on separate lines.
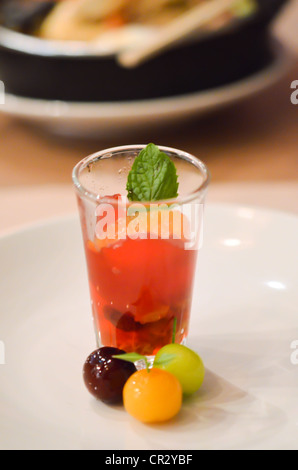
0,0 -> 289,102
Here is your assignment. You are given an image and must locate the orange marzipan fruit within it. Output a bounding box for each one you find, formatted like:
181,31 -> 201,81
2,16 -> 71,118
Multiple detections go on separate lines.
123,368 -> 183,423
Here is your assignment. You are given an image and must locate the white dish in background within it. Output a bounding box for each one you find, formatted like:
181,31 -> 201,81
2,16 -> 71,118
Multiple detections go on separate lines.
0,203 -> 297,450
0,40 -> 291,138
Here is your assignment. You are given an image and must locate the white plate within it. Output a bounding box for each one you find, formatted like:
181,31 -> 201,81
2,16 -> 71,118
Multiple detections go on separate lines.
0,40 -> 291,138
0,203 -> 297,450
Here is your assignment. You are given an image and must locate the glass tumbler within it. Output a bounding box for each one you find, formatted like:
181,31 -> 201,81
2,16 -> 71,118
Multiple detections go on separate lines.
73,145 -> 209,356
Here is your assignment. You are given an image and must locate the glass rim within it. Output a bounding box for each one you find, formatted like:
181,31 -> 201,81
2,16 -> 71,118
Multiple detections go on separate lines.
72,144 -> 210,206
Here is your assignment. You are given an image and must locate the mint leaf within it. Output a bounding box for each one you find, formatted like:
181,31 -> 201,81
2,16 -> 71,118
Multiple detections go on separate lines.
126,144 -> 179,202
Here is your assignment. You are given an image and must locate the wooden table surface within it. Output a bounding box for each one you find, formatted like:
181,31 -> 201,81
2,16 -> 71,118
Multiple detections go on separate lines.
0,2 -> 297,189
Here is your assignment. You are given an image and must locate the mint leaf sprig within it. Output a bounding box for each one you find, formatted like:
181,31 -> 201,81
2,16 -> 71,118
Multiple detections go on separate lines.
126,143 -> 179,202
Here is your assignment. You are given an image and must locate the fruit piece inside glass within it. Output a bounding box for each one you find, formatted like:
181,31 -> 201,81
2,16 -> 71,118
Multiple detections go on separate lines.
73,146 -> 209,356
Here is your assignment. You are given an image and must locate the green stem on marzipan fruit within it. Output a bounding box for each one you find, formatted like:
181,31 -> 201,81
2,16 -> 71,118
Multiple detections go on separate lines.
172,317 -> 177,344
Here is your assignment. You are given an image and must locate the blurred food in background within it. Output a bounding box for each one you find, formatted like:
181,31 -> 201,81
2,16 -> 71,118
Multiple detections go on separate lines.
0,0 -> 289,105
0,0 -> 257,45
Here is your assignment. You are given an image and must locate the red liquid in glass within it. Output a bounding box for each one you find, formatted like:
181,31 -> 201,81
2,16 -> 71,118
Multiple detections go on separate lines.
83,200 -> 198,356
